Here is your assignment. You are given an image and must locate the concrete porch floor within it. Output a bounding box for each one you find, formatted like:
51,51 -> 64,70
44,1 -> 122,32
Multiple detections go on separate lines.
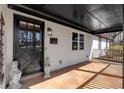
21,59 -> 122,89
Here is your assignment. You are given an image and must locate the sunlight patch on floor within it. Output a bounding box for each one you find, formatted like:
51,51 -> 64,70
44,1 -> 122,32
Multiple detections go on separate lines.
101,64 -> 122,77
83,74 -> 122,89
29,70 -> 95,89
78,62 -> 109,72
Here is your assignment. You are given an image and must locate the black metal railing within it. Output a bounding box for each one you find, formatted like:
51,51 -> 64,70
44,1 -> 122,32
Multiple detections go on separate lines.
92,49 -> 123,63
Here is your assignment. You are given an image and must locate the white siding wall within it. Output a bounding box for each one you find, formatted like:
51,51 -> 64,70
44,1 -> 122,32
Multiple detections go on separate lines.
101,38 -> 106,49
91,36 -> 108,58
0,5 -> 109,88
91,36 -> 107,50
45,21 -> 93,71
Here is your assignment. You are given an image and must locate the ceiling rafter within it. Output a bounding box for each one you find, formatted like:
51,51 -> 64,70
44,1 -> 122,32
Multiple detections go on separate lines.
113,31 -> 122,39
105,5 -> 115,26
94,25 -> 122,34
81,8 -> 108,30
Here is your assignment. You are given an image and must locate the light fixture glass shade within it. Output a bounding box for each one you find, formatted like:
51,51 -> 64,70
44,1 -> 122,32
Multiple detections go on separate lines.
47,28 -> 53,36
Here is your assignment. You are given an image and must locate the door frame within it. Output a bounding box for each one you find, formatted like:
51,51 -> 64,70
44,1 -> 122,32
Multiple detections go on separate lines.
13,14 -> 45,72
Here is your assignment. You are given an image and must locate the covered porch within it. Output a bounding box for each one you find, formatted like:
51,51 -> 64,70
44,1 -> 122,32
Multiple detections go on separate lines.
0,4 -> 123,89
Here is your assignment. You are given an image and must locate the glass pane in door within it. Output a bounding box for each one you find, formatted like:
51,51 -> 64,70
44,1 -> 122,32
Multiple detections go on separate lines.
18,21 -> 42,75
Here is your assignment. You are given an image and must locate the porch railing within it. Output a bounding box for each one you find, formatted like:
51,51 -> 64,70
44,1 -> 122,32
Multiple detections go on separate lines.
92,49 -> 123,63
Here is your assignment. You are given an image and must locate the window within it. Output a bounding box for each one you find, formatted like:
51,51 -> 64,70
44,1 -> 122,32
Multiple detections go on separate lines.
28,22 -> 34,30
79,34 -> 84,50
72,33 -> 84,50
72,32 -> 78,50
19,21 -> 27,30
19,21 -> 41,48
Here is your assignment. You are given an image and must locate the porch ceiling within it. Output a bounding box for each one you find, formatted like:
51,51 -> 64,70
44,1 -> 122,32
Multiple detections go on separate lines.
8,4 -> 123,36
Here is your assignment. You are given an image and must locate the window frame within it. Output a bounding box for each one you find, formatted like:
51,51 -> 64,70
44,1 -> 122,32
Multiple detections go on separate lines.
79,34 -> 84,50
72,32 -> 78,50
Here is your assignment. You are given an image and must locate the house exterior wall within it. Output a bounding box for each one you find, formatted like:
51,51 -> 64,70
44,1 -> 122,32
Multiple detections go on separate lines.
45,21 -> 93,71
91,36 -> 109,58
0,5 -> 108,88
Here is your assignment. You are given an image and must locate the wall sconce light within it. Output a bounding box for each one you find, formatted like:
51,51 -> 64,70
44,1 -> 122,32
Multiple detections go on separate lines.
47,27 -> 53,36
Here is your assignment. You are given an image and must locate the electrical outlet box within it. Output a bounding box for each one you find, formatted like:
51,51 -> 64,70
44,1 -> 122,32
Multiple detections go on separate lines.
59,60 -> 62,64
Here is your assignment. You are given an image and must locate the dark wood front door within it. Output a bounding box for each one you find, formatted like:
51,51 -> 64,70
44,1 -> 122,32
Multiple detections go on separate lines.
14,15 -> 44,76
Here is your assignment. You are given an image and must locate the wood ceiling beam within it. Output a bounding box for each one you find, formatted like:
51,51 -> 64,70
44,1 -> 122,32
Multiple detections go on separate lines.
94,25 -> 122,34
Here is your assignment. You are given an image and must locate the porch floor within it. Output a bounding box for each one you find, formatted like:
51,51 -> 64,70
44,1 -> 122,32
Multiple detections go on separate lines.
21,59 -> 122,89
